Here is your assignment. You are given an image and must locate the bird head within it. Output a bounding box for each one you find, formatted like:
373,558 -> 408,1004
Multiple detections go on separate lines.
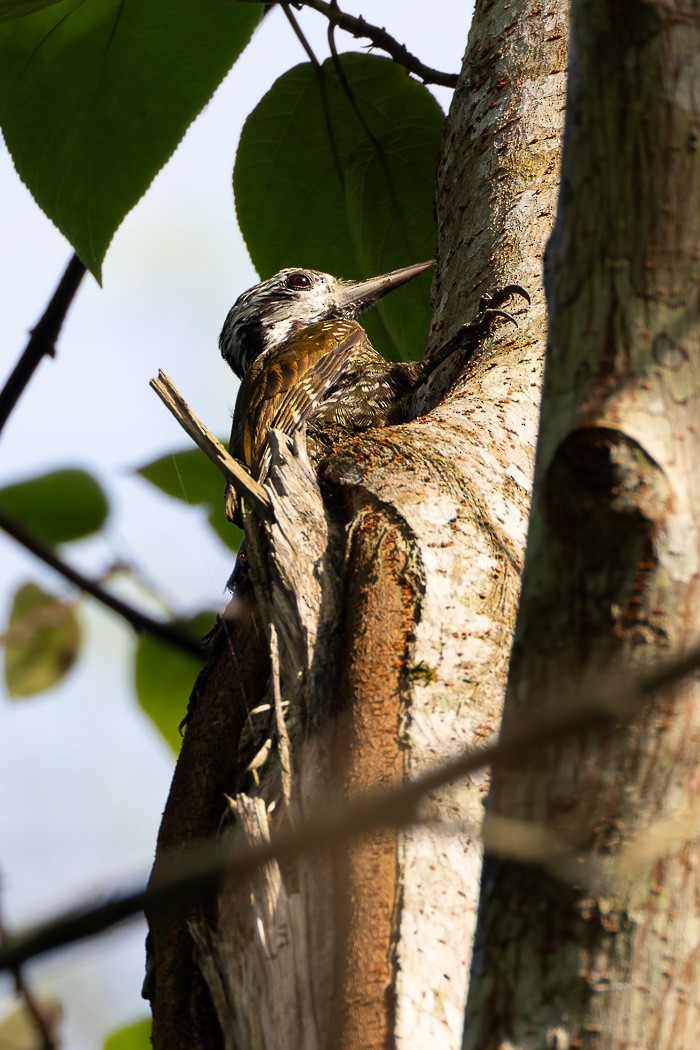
219,260 -> 433,379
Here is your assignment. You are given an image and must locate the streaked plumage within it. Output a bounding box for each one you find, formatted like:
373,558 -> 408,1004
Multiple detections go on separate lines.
230,317 -> 420,479
219,264 -> 529,528
220,262 -> 431,522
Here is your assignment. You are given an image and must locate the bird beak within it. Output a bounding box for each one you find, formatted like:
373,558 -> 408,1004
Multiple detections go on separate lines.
335,260 -> 434,314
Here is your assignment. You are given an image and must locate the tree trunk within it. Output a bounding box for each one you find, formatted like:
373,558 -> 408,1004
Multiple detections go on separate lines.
463,0 -> 700,1046
146,0 -> 569,1044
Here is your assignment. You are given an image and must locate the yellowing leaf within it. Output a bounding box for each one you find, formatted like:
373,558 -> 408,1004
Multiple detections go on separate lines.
3,582 -> 81,698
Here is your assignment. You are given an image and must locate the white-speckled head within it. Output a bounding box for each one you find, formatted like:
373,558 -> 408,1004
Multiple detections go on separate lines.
219,261 -> 433,379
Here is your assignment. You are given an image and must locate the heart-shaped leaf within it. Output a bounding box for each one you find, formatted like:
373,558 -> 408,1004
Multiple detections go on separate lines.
0,0 -> 259,278
234,54 -> 442,361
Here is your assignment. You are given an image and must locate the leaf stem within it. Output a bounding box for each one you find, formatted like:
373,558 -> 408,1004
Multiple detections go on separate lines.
268,0 -> 459,87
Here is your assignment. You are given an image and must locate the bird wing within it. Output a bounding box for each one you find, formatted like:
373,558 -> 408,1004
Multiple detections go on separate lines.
230,319 -> 367,474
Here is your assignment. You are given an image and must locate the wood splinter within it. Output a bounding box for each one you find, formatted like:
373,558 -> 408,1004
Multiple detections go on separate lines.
149,369 -> 273,521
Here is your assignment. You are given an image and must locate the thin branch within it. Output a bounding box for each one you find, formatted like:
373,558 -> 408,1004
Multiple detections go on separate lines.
1,640 -> 699,971
150,370 -> 273,521
0,254 -> 86,438
325,7 -> 404,252
284,0 -> 348,194
327,3 -> 381,150
280,1 -> 322,67
7,964 -> 58,1050
0,906 -> 58,1050
261,0 -> 458,87
0,509 -> 202,657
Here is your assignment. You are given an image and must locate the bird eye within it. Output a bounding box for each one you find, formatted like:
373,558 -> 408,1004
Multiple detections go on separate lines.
286,272 -> 312,290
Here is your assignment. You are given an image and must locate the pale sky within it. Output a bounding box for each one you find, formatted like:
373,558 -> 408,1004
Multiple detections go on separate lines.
0,6 -> 470,1046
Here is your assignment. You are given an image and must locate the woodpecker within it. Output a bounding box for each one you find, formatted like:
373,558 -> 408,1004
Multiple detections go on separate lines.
219,262 -> 529,525
219,260 -> 433,522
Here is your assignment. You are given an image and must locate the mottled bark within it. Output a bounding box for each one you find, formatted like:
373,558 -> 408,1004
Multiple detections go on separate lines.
147,0 -> 568,1045
464,0 -> 700,1046
379,2 -> 566,1038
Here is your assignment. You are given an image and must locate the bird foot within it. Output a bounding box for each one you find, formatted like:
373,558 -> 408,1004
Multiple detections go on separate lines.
470,284 -> 531,334
429,284 -> 530,371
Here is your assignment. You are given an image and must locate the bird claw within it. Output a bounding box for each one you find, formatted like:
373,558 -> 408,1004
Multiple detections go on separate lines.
478,284 -> 530,314
478,307 -> 519,329
427,284 -> 530,373
471,284 -> 530,333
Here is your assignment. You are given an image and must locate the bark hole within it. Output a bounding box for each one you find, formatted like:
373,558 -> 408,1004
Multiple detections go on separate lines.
542,426 -> 671,642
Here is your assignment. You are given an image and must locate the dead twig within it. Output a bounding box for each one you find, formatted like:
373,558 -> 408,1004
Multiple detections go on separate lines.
269,622 -> 292,806
149,370 -> 273,521
0,908 -> 59,1050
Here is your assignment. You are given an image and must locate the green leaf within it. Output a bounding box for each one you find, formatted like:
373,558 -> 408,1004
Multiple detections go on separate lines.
234,54 -> 443,361
137,448 -> 243,552
0,0 -> 260,279
134,612 -> 212,752
138,447 -> 218,505
104,1018 -> 152,1050
0,468 -> 109,543
0,0 -> 64,22
4,582 -> 81,698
